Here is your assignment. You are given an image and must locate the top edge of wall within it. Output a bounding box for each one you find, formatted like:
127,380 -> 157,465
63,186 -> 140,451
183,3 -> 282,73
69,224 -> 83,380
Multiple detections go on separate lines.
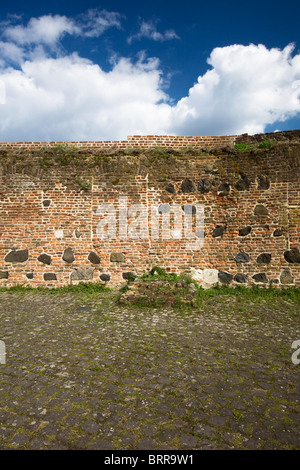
0,129 -> 299,149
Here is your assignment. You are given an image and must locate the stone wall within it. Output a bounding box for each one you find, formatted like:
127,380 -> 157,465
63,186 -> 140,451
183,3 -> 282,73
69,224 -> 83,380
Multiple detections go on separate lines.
0,131 -> 299,288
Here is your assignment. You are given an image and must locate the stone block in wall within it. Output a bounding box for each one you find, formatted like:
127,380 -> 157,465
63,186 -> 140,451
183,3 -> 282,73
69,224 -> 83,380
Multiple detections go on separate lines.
71,268 -> 94,281
88,252 -> 101,264
110,253 -> 125,262
239,226 -> 252,236
0,271 -> 9,279
5,249 -> 28,263
284,248 -> 300,263
280,269 -> 294,284
256,253 -> 271,264
234,273 -> 247,283
218,271 -> 233,284
62,247 -> 75,263
38,253 -> 52,265
252,273 -> 268,283
100,273 -> 110,282
234,252 -> 250,263
254,204 -> 268,216
44,273 -> 57,281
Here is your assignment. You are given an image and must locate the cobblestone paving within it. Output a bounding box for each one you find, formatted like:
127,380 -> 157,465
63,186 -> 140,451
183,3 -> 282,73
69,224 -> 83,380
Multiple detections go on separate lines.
0,291 -> 299,450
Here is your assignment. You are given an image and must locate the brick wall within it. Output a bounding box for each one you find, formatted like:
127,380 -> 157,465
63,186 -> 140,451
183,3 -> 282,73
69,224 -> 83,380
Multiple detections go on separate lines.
0,134 -> 237,150
0,131 -> 299,288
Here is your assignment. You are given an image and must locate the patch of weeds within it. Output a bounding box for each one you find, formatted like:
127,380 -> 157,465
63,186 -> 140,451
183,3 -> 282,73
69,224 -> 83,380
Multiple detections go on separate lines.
235,143 -> 250,151
233,411 -> 244,421
74,176 -> 92,191
258,140 -> 277,149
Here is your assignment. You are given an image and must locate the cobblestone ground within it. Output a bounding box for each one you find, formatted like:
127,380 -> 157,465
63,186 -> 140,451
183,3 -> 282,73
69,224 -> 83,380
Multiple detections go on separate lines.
0,290 -> 299,450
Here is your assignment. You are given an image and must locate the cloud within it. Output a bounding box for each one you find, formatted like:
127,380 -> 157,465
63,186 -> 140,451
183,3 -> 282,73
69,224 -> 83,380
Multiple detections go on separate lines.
127,19 -> 180,44
0,53 -> 172,141
0,11 -> 299,143
170,43 -> 300,135
77,8 -> 123,38
3,14 -> 78,46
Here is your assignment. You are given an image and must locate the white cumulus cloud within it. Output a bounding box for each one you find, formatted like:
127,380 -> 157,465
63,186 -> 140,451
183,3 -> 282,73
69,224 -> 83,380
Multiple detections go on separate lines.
0,12 -> 299,142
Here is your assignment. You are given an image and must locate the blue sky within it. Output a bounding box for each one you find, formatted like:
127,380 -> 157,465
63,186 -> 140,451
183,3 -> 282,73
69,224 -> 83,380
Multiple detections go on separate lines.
0,0 -> 299,141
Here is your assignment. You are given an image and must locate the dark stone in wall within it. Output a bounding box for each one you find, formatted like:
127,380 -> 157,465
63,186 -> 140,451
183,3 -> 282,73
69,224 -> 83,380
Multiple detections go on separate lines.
100,273 -> 110,282
218,271 -> 233,284
44,273 -> 57,281
257,253 -> 271,264
254,204 -> 268,216
26,273 -> 33,279
158,203 -> 170,214
284,248 -> 300,263
234,273 -> 247,283
212,225 -> 226,237
235,174 -> 250,191
62,247 -> 75,263
75,229 -> 81,238
110,252 -> 125,262
273,229 -> 283,237
88,252 -> 101,264
234,251 -> 250,263
252,273 -> 268,283
198,179 -> 211,193
280,269 -> 294,284
38,253 -> 52,265
182,204 -> 196,214
0,271 -> 9,279
181,179 -> 195,193
5,249 -> 28,263
71,268 -> 94,281
218,182 -> 230,196
43,200 -> 51,207
239,226 -> 252,236
257,176 -> 270,190
165,183 -> 176,193
122,271 -> 137,281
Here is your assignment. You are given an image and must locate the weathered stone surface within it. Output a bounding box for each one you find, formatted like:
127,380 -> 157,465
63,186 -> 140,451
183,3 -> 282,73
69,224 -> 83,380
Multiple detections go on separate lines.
234,252 -> 250,263
198,179 -> 211,193
181,179 -> 195,193
257,176 -> 270,190
284,248 -> 300,264
165,183 -> 176,194
218,182 -> 230,196
280,269 -> 294,284
235,174 -> 250,191
100,273 -> 110,282
239,226 -> 252,236
218,271 -> 233,284
254,204 -> 268,216
70,268 -> 94,281
252,273 -> 268,283
75,229 -> 81,238
212,225 -> 225,238
190,268 -> 219,288
273,229 -> 283,237
203,269 -> 219,285
88,252 -> 101,264
158,204 -> 170,214
257,253 -> 271,264
26,273 -> 33,279
62,247 -> 75,263
122,272 -> 137,281
234,273 -> 247,283
5,249 -> 28,263
182,204 -> 196,214
42,200 -> 51,207
0,271 -> 9,279
38,253 -> 51,265
110,252 -> 125,262
44,273 -> 57,281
